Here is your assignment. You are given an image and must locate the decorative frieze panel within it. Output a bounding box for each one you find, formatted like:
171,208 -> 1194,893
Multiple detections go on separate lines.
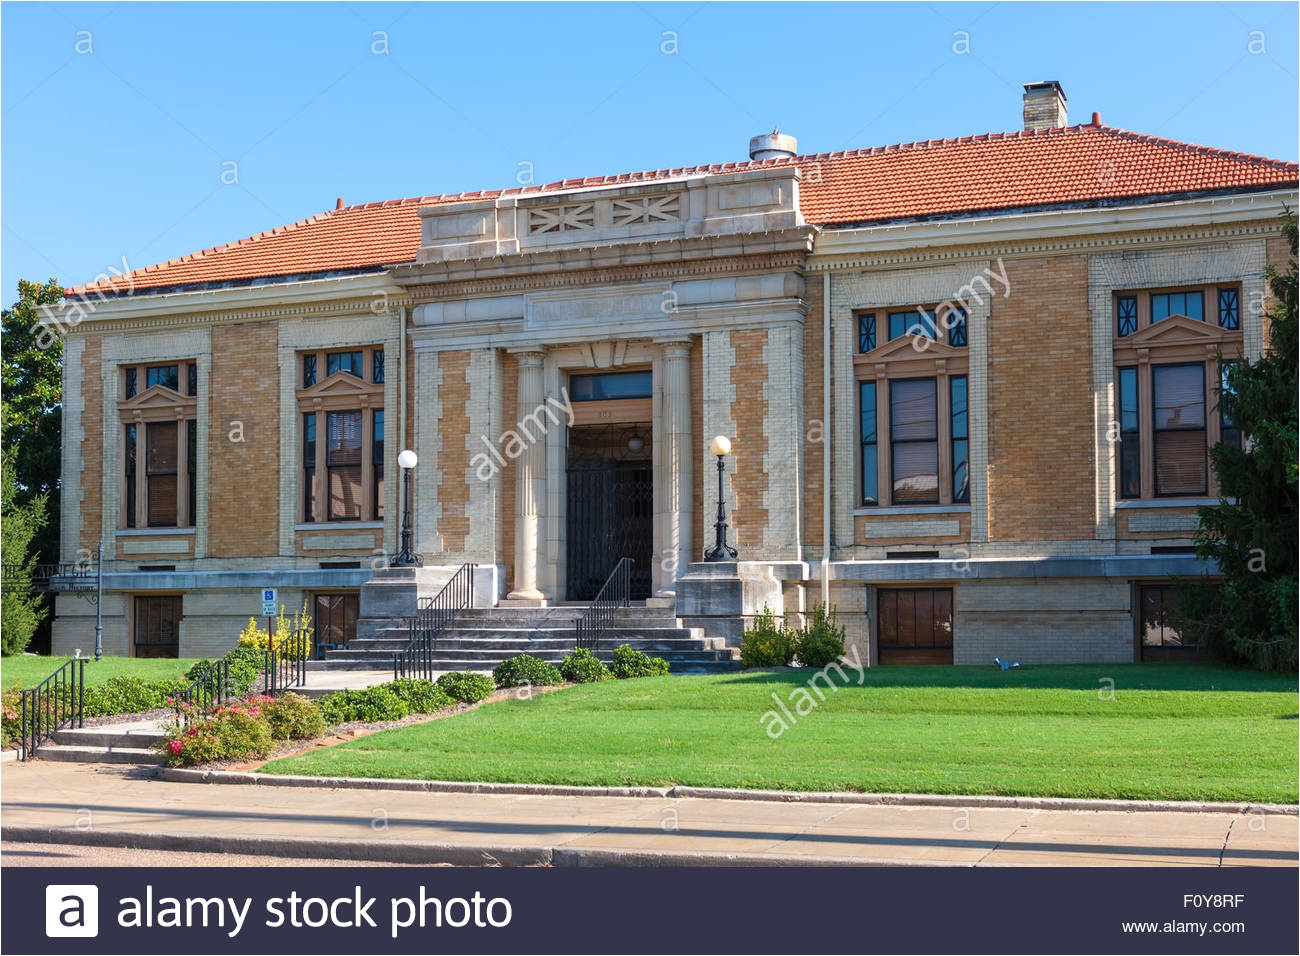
612,194 -> 681,226
528,202 -> 596,234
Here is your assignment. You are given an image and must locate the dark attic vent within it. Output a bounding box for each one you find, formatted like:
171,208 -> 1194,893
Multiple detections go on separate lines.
885,551 -> 940,560
137,565 -> 176,572
319,561 -> 361,570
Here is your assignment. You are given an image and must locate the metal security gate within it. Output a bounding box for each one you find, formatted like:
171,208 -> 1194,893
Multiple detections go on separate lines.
566,465 -> 653,601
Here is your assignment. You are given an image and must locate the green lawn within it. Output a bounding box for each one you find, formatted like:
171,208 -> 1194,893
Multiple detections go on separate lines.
260,664 -> 1299,803
0,655 -> 204,689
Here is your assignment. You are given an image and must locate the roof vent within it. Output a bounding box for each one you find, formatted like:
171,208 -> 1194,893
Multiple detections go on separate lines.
1022,81 -> 1067,131
335,197 -> 345,210
748,128 -> 798,161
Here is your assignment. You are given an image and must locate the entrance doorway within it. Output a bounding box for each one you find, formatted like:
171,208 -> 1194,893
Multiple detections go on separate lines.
876,587 -> 954,664
565,423 -> 653,601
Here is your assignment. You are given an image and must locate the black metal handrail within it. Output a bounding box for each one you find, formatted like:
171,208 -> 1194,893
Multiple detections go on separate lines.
173,658 -> 234,724
266,629 -> 309,696
574,557 -> 632,651
395,563 -> 475,680
18,658 -> 86,760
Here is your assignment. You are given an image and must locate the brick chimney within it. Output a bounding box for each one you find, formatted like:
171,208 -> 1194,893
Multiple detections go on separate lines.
1022,81 -> 1067,130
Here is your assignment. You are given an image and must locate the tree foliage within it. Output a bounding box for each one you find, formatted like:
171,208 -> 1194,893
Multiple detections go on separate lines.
1,277 -> 64,565
1176,213 -> 1298,671
1,455 -> 48,654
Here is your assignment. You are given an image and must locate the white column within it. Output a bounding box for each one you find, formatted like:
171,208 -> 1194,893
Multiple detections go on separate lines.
656,339 -> 693,596
507,349 -> 547,601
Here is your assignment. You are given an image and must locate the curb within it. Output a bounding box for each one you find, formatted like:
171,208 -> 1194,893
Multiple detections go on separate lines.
155,767 -> 1299,816
0,825 -> 878,868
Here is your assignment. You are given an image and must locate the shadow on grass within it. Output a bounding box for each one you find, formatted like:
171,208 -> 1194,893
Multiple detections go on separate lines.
712,662 -> 1297,693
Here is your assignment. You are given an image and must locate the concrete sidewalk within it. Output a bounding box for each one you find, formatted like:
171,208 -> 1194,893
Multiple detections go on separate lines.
2,761 -> 1295,867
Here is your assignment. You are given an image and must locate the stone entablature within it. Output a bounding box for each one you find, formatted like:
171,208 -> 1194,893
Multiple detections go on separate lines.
415,166 -> 804,263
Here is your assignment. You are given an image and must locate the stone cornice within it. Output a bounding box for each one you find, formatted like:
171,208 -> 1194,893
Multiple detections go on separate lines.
391,229 -> 816,295
807,189 -> 1296,271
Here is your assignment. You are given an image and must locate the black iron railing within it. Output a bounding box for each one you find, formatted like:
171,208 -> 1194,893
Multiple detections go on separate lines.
395,563 -> 475,680
266,629 -> 309,696
574,557 -> 631,651
18,658 -> 86,760
173,658 -> 234,724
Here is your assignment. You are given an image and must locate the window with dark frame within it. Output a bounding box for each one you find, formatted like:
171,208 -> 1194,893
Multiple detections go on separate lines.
859,381 -> 878,506
326,410 -> 364,521
302,413 -> 317,522
326,350 -> 364,378
1139,584 -> 1191,649
1118,367 -> 1141,499
858,312 -> 876,353
1218,361 -> 1241,451
889,378 -> 939,505
124,423 -> 138,527
1151,291 -> 1203,322
373,349 -> 385,384
119,361 -> 197,530
1152,363 -> 1207,497
1217,288 -> 1240,330
1117,296 -> 1138,337
303,353 -> 317,388
950,376 -> 969,503
133,594 -> 182,659
946,307 -> 968,348
373,409 -> 385,520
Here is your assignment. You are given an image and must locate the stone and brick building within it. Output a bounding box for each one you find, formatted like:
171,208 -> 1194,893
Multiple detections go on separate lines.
50,82 -> 1298,666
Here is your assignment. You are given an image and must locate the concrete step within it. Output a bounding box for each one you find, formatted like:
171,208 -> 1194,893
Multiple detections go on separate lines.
53,728 -> 166,750
33,743 -> 161,765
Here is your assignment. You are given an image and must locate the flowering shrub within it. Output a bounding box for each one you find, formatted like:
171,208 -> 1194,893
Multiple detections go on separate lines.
235,602 -> 312,660
1,680 -> 24,747
256,692 -> 326,740
156,700 -> 274,767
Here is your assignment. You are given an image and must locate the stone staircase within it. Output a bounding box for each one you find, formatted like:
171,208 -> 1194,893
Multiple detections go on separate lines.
34,724 -> 165,765
310,605 -> 741,675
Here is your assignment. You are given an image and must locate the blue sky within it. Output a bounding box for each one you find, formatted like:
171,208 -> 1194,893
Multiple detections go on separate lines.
2,1 -> 1297,297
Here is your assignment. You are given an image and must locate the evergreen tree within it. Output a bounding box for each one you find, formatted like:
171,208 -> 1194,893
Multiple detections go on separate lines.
1,455 -> 49,654
1176,214 -> 1298,671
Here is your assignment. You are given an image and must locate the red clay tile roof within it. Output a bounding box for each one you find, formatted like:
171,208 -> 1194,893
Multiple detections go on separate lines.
70,123 -> 1297,297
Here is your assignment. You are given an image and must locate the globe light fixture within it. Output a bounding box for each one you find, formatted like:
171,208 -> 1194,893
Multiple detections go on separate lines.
704,435 -> 738,562
393,449 -> 422,567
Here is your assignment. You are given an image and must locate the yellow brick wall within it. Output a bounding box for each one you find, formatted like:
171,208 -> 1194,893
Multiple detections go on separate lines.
437,350 -> 471,554
987,255 -> 1094,541
690,336 -> 704,562
729,329 -> 769,552
499,351 -> 518,592
803,279 -> 825,552
208,321 -> 279,557
79,336 -> 103,554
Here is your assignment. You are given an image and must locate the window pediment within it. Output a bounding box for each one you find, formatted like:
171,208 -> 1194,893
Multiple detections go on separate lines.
298,370 -> 377,409
119,384 -> 196,422
1119,314 -> 1229,348
855,334 -> 969,370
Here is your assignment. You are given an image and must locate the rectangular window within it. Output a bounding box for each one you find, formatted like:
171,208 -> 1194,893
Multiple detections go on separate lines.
1219,361 -> 1241,451
1118,367 -> 1141,499
124,424 -> 138,528
373,409 -> 385,520
373,349 -> 385,384
133,595 -> 181,658
312,593 -> 360,656
876,588 -> 954,664
569,370 -> 653,401
1217,288 -> 1240,330
187,418 -> 197,527
1117,295 -> 1138,337
326,351 -> 363,378
946,306 -> 967,348
146,365 -> 179,391
1152,363 -> 1207,496
303,354 -> 317,388
859,381 -> 878,506
302,413 -> 317,522
145,421 -> 179,527
1139,584 -> 1194,653
326,410 -> 363,520
888,309 -> 935,342
1151,291 -> 1203,322
124,367 -> 138,399
950,376 -> 969,503
187,362 -> 197,398
858,312 -> 876,353
889,378 -> 939,505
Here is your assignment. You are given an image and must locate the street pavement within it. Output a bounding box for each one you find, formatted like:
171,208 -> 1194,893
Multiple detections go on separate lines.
2,760 -> 1295,867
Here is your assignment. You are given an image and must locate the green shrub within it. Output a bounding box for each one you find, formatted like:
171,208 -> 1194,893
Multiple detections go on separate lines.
318,686 -> 410,725
740,606 -> 796,668
1,680 -> 23,747
493,654 -> 564,688
559,647 -> 610,684
256,692 -> 325,740
388,678 -> 455,714
83,676 -> 189,717
181,646 -> 264,699
435,671 -> 495,704
156,701 -> 275,767
609,644 -> 670,679
794,603 -> 847,668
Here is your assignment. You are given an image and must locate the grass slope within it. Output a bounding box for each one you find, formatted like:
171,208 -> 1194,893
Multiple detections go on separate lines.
1,655 -> 204,689
260,664 -> 1298,803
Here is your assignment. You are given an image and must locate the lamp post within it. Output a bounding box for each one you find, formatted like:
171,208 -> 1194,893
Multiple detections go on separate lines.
393,449 -> 422,567
93,538 -> 103,661
704,435 -> 738,562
